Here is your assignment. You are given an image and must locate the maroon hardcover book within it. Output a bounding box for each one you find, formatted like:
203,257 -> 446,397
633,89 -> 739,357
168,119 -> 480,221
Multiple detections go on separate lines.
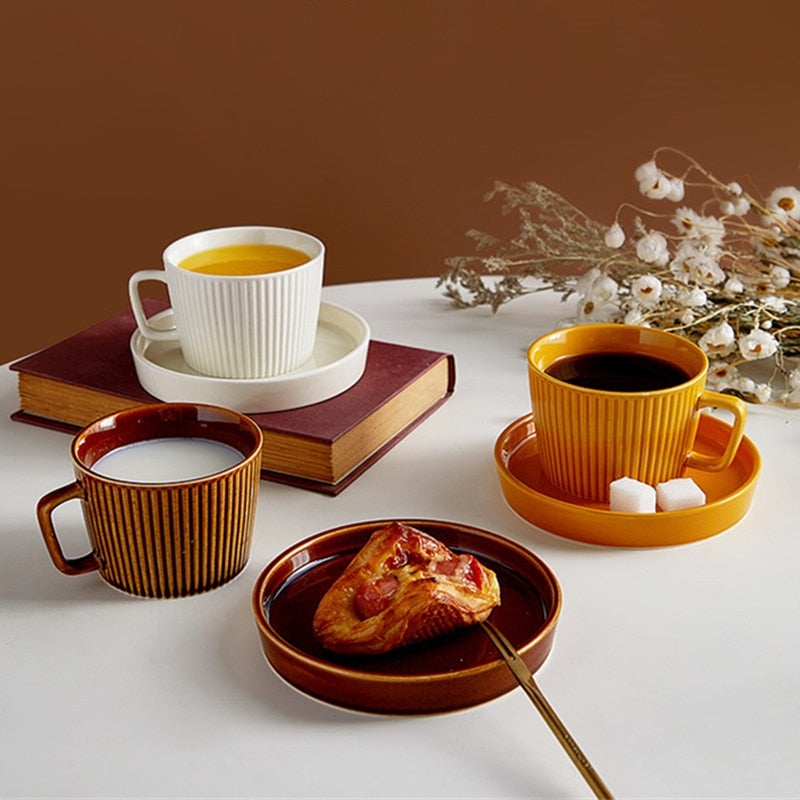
9,300 -> 456,495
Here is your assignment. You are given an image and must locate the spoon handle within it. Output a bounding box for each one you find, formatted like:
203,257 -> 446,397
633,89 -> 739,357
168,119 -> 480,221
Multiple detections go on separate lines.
481,621 -> 614,800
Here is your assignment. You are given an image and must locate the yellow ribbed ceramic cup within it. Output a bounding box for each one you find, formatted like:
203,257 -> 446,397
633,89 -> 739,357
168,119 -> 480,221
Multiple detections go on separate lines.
36,403 -> 262,598
527,324 -> 747,503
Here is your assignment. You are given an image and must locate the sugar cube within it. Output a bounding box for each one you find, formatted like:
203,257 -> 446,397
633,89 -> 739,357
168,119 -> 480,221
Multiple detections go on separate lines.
656,478 -> 706,511
609,476 -> 656,513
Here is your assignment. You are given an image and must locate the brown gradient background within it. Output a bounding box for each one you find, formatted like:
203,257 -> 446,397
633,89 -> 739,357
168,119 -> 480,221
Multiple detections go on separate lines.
2,0 -> 799,365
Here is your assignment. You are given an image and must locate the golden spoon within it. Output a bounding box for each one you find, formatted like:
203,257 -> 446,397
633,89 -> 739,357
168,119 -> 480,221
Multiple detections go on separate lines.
481,620 -> 614,799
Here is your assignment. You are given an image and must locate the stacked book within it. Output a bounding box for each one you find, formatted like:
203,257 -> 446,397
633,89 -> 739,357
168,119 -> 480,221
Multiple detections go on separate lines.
10,303 -> 455,495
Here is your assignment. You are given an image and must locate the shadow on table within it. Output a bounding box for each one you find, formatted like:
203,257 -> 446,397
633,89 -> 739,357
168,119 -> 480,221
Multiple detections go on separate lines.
216,584 -> 390,727
0,510 -> 131,605
213,560 -> 573,799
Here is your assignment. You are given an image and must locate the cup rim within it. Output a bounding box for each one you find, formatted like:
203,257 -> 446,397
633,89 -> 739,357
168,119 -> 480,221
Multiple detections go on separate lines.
527,323 -> 708,396
71,402 -> 263,487
162,225 -> 325,277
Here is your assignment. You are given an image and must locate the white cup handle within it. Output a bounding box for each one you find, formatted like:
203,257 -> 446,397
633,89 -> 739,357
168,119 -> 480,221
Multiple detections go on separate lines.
128,270 -> 179,342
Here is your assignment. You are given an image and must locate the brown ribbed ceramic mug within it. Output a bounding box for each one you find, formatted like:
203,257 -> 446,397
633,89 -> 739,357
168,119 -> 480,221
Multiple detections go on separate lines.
36,403 -> 263,598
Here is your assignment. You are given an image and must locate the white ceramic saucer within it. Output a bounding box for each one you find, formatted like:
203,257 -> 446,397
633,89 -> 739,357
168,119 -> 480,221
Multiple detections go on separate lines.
130,302 -> 370,413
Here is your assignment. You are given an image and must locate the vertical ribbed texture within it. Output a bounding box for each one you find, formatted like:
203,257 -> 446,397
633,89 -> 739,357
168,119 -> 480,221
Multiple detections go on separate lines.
79,458 -> 259,598
169,261 -> 322,379
530,377 -> 701,503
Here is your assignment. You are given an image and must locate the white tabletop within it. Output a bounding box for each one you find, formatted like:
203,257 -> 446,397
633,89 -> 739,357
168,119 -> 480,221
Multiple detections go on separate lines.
2,278 -> 798,799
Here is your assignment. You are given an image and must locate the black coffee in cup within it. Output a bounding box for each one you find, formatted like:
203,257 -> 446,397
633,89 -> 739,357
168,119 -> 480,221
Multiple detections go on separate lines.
545,352 -> 691,392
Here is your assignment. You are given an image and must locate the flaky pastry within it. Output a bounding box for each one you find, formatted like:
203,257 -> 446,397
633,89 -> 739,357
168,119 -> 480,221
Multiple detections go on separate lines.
312,521 -> 501,655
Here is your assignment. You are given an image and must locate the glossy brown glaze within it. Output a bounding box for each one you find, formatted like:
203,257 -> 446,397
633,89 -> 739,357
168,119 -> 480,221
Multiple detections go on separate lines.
74,403 -> 261,468
252,519 -> 561,714
36,403 -> 263,598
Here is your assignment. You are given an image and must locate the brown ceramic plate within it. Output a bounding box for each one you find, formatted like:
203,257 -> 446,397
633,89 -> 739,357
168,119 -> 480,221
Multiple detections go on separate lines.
252,519 -> 561,715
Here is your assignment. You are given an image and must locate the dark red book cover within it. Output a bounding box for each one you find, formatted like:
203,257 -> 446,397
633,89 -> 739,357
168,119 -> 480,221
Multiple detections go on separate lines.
10,300 -> 456,494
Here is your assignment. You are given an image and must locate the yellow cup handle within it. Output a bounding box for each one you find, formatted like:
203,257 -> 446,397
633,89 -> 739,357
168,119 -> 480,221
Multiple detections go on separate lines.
36,482 -> 100,576
685,390 -> 747,472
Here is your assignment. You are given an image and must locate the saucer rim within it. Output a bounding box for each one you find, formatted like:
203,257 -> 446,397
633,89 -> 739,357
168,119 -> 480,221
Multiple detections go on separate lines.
494,412 -> 761,548
130,302 -> 370,414
251,518 -> 562,715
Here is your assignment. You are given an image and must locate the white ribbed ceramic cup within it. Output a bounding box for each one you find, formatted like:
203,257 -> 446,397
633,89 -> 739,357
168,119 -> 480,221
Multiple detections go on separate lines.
129,226 -> 324,379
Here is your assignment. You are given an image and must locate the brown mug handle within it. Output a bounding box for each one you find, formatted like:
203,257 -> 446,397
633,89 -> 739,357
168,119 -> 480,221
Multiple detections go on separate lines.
36,482 -> 100,576
685,391 -> 747,472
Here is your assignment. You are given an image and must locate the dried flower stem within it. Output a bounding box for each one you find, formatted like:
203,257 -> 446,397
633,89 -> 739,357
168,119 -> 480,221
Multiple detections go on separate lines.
439,150 -> 800,405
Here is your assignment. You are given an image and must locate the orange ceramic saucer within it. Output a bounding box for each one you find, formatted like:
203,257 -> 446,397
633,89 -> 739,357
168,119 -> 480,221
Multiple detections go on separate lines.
494,413 -> 760,548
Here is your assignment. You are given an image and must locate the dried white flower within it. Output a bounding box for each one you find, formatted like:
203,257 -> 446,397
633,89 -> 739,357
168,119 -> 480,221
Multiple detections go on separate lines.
604,222 -> 626,248
669,244 -> 694,283
636,161 -> 673,199
739,329 -> 779,360
672,207 -> 726,246
699,322 -> 736,356
752,228 -> 784,260
672,207 -> 702,236
576,267 -> 602,297
577,300 -> 619,323
660,283 -> 678,301
720,196 -> 751,216
669,241 -> 723,285
642,176 -> 674,200
441,148 -> 800,405
636,232 -> 669,266
678,286 -> 708,308
762,295 -> 787,313
623,308 -> 649,326
576,268 -> 618,303
691,254 -> 726,286
574,269 -> 621,321
733,197 -> 751,216
630,275 -> 663,307
667,178 -> 685,202
724,277 -> 745,294
706,361 -> 740,392
592,275 -> 619,303
703,217 -> 726,245
634,160 -> 659,184
721,183 -> 744,215
769,266 -> 791,289
765,186 -> 800,221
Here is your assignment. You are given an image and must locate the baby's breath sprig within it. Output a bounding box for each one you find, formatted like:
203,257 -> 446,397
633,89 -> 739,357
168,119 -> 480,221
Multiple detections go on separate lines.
438,148 -> 800,405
